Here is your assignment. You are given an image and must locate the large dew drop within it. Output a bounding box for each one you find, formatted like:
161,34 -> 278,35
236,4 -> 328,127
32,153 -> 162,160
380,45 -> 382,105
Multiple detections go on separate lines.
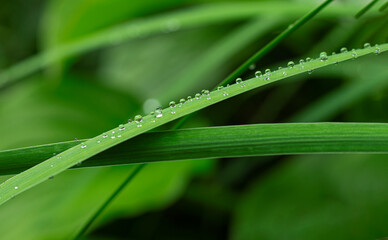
155,107 -> 163,118
135,115 -> 143,127
319,52 -> 328,61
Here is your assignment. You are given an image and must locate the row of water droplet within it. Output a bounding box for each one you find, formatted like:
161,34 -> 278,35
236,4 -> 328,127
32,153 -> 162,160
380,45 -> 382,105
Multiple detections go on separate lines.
75,43 -> 383,150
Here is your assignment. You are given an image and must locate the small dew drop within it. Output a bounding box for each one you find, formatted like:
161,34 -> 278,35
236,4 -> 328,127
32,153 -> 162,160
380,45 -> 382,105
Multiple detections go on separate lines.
111,136 -> 116,139
351,49 -> 358,59
375,44 -> 381,55
235,78 -> 243,84
187,96 -> 192,101
14,186 -> 18,190
364,43 -> 371,48
128,118 -> 133,123
155,107 -> 163,118
135,115 -> 143,123
119,124 -> 125,131
287,61 -> 295,68
81,144 -> 87,149
49,176 -> 54,180
179,98 -> 186,105
135,115 -> 143,127
97,140 -> 101,143
306,57 -> 312,62
103,135 -> 108,138
264,69 -> 271,80
195,93 -> 201,99
201,89 -> 210,95
118,135 -> 122,138
249,64 -> 256,70
255,71 -> 262,78
217,86 -> 224,90
169,101 -> 176,108
340,47 -> 348,53
319,52 -> 328,61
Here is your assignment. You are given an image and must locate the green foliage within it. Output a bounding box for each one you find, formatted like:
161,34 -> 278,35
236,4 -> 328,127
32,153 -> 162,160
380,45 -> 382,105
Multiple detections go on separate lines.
0,0 -> 388,239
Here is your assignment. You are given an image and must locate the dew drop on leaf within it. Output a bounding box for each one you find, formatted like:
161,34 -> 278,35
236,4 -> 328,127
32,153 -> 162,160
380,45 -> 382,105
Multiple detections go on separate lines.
169,101 -> 176,108
287,61 -> 295,68
155,107 -> 163,118
319,52 -> 328,61
340,47 -> 348,53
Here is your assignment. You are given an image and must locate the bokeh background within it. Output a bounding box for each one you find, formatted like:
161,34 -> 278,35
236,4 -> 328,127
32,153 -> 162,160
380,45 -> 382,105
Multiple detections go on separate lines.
1,0 -> 388,239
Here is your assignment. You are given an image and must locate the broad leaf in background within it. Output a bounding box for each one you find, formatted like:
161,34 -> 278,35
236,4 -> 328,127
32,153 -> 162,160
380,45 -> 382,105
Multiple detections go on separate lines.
232,154 -> 388,240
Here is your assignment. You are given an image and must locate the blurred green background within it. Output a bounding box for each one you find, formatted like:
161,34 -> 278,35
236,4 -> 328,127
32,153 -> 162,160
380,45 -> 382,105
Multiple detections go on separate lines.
0,0 -> 388,239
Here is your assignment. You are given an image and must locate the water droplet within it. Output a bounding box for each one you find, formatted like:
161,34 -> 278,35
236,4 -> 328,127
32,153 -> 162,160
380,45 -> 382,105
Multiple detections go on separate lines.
278,66 -> 283,70
375,44 -> 381,55
299,59 -> 305,69
118,135 -> 122,138
217,86 -> 224,90
264,69 -> 271,80
287,61 -> 295,68
201,89 -> 211,98
49,176 -> 54,180
351,49 -> 358,59
135,115 -> 143,123
319,52 -> 328,61
195,93 -> 201,99
255,71 -> 262,78
97,140 -> 101,143
308,69 -> 314,75
187,96 -> 192,101
50,164 -> 54,167
155,107 -> 163,118
128,118 -> 133,123
283,71 -> 287,76
179,98 -> 186,105
236,78 -> 243,84
249,64 -> 256,70
76,161 -> 82,166
135,115 -> 143,127
103,134 -> 108,138
119,124 -> 125,131
14,186 -> 18,190
169,101 -> 176,108
340,47 -> 348,53
223,92 -> 229,96
306,57 -> 312,62
81,144 -> 87,149
111,136 -> 116,139
364,43 -> 371,48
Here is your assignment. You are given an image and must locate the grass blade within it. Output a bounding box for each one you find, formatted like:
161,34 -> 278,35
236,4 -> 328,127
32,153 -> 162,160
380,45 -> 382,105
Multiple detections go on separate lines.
218,0 -> 334,87
0,43 -> 386,205
73,164 -> 145,240
3,123 -> 388,176
355,0 -> 380,18
0,1 -> 374,88
174,0 -> 334,128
